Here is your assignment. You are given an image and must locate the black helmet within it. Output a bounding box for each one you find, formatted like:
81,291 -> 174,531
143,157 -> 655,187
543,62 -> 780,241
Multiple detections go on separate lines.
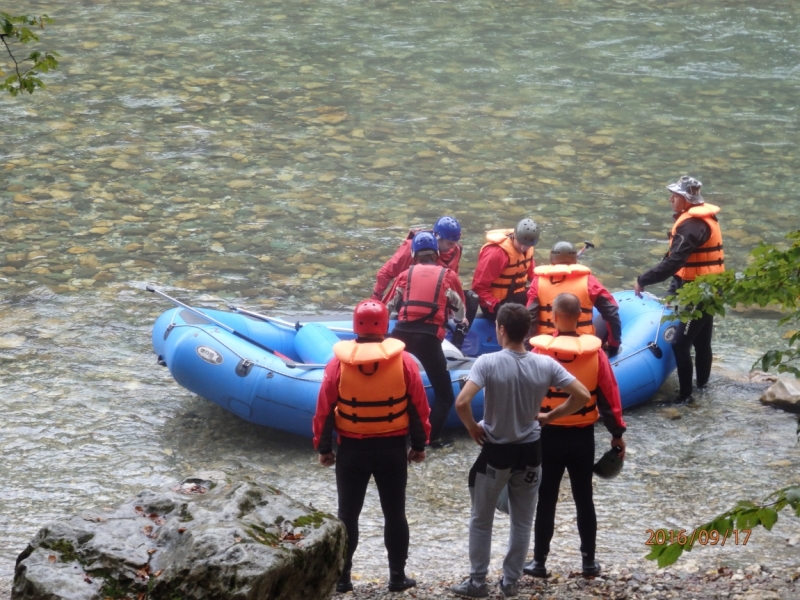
514,218 -> 539,246
593,446 -> 624,479
549,241 -> 577,265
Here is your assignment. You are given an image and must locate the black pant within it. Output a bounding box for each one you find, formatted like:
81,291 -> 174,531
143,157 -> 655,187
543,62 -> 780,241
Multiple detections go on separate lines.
336,436 -> 409,576
670,311 -> 714,398
533,425 -> 596,560
479,291 -> 528,323
391,329 -> 454,442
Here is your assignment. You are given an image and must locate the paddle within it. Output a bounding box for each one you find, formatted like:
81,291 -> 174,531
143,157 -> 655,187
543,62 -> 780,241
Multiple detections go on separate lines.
229,305 -> 353,333
146,286 -> 327,370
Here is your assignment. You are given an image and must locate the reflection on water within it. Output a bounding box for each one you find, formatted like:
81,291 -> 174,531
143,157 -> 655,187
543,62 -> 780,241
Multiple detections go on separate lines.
2,0 -> 800,585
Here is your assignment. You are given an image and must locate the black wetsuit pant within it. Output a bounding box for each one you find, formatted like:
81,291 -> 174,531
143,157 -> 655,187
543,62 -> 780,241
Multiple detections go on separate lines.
479,291 -> 529,323
336,435 -> 409,577
390,329 -> 454,442
670,311 -> 714,398
533,425 -> 596,561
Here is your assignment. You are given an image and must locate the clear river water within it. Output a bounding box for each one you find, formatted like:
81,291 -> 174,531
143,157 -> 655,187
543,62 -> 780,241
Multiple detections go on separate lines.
1,0 -> 799,590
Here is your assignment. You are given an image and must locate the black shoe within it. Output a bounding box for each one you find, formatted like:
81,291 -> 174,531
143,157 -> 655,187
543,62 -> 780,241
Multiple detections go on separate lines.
523,559 -> 548,578
672,393 -> 694,404
582,559 -> 601,577
388,575 -> 416,592
427,438 -> 454,449
335,579 -> 354,593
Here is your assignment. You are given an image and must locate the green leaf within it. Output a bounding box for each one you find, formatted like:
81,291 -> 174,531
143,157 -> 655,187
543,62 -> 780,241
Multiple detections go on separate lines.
757,507 -> 779,530
657,543 -> 684,568
645,543 -> 668,560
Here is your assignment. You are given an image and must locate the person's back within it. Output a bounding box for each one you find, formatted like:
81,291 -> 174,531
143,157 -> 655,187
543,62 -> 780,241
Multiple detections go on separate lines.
450,303 -> 590,599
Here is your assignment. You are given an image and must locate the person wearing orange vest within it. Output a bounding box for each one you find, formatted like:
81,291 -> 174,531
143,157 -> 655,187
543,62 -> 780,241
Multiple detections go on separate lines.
524,292 -> 626,580
371,216 -> 464,303
471,218 -> 539,323
634,176 -> 725,402
313,300 -> 431,594
385,232 -> 467,448
527,241 -> 621,356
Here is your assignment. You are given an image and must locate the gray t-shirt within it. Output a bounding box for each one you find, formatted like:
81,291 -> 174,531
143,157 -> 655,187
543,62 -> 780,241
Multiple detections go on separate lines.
468,348 -> 576,444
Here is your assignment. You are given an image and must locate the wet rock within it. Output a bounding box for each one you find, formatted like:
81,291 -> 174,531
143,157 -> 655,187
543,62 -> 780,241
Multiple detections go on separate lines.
13,473 -> 345,600
759,378 -> 800,413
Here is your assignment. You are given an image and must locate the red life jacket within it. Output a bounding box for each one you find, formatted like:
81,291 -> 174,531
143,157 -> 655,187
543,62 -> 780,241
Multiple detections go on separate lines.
397,264 -> 449,337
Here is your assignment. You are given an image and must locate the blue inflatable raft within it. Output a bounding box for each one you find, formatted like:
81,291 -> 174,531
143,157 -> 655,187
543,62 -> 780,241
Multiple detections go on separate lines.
150,290 -> 677,438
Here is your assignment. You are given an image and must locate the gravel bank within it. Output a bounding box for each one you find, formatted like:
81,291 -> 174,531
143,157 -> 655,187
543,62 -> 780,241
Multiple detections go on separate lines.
341,564 -> 800,600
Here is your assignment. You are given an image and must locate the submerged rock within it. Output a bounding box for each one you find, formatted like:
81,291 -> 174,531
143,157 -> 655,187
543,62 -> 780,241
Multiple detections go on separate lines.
13,473 -> 345,600
760,377 -> 800,413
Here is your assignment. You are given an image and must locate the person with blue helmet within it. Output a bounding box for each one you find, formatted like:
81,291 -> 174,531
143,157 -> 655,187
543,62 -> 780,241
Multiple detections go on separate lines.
385,231 -> 468,448
372,216 -> 465,306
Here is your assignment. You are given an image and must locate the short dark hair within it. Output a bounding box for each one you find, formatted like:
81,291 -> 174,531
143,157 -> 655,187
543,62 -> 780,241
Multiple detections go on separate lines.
553,293 -> 581,319
415,251 -> 438,265
497,303 -> 531,343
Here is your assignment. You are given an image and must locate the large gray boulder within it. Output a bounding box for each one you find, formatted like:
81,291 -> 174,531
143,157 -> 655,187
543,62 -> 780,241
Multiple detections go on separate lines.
13,472 -> 346,600
760,377 -> 800,413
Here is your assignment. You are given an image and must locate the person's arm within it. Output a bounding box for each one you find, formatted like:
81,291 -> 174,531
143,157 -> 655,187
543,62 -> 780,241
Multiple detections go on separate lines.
373,238 -> 413,300
312,360 -> 342,465
385,284 -> 405,316
526,276 -> 541,336
403,353 -> 431,451
455,380 -> 486,445
527,250 -> 536,282
471,246 -> 508,312
589,276 -> 621,350
637,218 -> 711,290
537,378 -> 591,425
445,271 -> 467,323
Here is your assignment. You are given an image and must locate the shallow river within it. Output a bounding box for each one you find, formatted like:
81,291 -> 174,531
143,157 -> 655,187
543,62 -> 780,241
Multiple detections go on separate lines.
2,0 -> 799,588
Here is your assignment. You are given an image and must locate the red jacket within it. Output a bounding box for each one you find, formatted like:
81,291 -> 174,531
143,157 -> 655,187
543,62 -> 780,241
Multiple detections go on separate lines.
373,233 -> 462,301
312,351 -> 432,452
534,331 -> 626,436
471,244 -> 536,311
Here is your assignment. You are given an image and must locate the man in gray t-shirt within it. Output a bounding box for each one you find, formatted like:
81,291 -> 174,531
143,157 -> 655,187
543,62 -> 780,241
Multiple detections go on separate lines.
451,303 -> 590,599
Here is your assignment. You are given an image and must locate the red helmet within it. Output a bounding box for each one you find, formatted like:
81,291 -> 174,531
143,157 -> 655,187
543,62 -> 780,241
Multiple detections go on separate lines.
353,300 -> 389,336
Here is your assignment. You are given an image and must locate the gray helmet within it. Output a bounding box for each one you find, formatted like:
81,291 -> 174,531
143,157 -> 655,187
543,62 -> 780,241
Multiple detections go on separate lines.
513,218 -> 539,246
550,241 -> 577,265
666,175 -> 704,204
593,446 -> 624,479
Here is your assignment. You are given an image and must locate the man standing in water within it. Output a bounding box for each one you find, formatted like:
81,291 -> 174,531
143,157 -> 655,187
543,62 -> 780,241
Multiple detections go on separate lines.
450,303 -> 590,599
525,293 -> 626,579
634,176 -> 725,402
313,300 -> 431,594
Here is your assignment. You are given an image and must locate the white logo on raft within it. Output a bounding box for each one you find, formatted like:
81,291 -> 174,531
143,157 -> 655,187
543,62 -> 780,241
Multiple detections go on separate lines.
663,325 -> 677,343
196,346 -> 223,365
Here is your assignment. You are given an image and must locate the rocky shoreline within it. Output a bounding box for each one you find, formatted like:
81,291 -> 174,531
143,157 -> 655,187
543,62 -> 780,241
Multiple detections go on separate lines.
340,564 -> 800,600
3,556 -> 798,599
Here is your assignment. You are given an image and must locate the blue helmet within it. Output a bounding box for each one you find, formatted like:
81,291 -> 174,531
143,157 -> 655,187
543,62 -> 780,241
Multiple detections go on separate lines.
433,216 -> 461,242
411,231 -> 439,257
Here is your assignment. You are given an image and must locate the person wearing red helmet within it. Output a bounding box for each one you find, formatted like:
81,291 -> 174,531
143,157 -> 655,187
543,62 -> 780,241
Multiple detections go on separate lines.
385,232 -> 467,448
371,216 -> 465,303
313,300 -> 431,594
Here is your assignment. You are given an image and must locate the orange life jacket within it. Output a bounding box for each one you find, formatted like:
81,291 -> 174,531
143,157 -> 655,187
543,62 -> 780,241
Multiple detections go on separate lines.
481,229 -> 534,301
533,264 -> 595,335
333,339 -> 410,435
397,264 -> 449,334
669,204 -> 725,281
530,333 -> 601,427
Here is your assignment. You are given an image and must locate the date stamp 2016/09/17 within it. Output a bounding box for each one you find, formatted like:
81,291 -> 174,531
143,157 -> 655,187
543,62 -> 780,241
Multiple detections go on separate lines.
645,529 -> 751,547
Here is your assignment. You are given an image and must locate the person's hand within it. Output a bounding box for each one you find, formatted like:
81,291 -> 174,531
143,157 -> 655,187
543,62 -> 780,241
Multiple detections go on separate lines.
605,344 -> 620,358
460,317 -> 469,328
634,281 -> 644,298
536,411 -> 551,426
318,452 -> 336,467
408,449 -> 426,463
611,437 -> 626,460
370,291 -> 383,301
468,423 -> 487,446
